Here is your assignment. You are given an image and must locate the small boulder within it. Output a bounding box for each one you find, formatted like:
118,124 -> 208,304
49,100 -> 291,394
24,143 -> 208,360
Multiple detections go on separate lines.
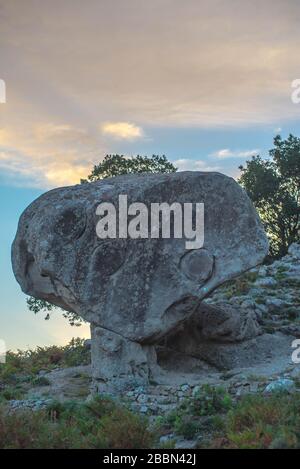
264,378 -> 295,394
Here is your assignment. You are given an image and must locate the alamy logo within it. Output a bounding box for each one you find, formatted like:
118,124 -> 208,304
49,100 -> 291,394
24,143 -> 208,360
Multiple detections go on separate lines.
96,195 -> 204,249
291,339 -> 300,364
291,79 -> 300,104
0,79 -> 6,103
0,340 -> 6,364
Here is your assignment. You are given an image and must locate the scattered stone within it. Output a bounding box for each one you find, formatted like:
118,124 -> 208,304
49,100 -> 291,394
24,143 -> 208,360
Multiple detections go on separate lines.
159,434 -> 176,445
8,398 -> 53,413
175,439 -> 199,449
27,365 -> 91,401
140,405 -> 149,413
137,394 -> 149,404
265,298 -> 286,310
181,384 -> 190,392
255,277 -> 277,288
288,243 -> 300,259
264,378 -> 295,394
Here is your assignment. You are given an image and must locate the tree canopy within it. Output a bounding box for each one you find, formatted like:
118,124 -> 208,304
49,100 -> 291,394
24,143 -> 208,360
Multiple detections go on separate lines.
81,154 -> 176,183
239,134 -> 300,258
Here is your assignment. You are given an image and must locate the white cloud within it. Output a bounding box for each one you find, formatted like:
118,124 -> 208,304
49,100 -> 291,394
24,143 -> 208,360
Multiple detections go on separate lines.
1,0 -> 300,133
211,148 -> 260,159
0,1 -> 299,189
173,158 -> 221,172
101,122 -> 144,140
0,123 -> 104,188
34,123 -> 91,144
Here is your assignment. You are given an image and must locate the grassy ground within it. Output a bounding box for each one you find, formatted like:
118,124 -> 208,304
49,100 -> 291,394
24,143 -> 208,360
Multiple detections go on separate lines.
0,397 -> 153,449
1,386 -> 300,448
0,338 -> 90,402
156,385 -> 300,449
1,340 -> 300,449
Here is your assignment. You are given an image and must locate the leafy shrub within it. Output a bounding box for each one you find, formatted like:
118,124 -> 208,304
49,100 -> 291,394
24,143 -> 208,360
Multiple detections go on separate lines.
223,272 -> 258,298
159,385 -> 232,440
97,409 -> 152,448
31,376 -> 50,387
0,386 -> 25,402
239,135 -> 300,258
0,338 -> 90,385
0,396 -> 153,449
191,385 -> 232,416
220,394 -> 300,449
173,415 -> 200,439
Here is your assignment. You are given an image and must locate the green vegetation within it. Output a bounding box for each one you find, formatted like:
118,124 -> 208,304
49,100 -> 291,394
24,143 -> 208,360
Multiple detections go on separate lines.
81,153 -> 176,183
157,386 -> 300,449
216,393 -> 300,449
239,134 -> 300,259
1,356 -> 300,450
222,271 -> 258,298
26,297 -> 84,327
0,396 -> 153,449
158,385 -> 232,441
189,384 -> 232,416
0,338 -> 90,402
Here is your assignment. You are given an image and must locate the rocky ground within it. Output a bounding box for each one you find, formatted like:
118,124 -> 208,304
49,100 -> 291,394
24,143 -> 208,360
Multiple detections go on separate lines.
2,244 -> 300,448
207,242 -> 300,337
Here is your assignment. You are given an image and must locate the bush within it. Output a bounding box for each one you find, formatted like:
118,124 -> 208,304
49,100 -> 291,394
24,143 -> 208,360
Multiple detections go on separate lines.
0,338 -> 90,385
159,385 -> 232,440
223,271 -> 258,298
191,385 -> 232,416
239,135 -> 300,258
219,394 -> 300,449
31,376 -> 50,387
0,396 -> 153,449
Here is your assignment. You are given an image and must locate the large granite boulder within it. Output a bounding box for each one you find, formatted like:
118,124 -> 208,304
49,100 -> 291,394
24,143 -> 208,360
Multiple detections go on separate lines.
12,171 -> 268,392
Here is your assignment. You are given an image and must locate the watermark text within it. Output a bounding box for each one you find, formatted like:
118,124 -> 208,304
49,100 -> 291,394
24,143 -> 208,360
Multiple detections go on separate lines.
0,340 -> 6,364
291,79 -> 300,104
292,339 -> 300,364
0,79 -> 6,103
96,195 -> 204,249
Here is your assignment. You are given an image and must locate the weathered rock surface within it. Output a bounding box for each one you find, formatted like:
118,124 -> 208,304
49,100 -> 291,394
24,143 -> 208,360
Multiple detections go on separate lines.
12,171 -> 268,392
206,242 -> 300,339
32,365 -> 91,401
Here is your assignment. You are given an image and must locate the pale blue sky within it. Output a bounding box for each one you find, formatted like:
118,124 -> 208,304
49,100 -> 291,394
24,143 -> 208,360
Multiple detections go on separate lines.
1,0 -> 300,350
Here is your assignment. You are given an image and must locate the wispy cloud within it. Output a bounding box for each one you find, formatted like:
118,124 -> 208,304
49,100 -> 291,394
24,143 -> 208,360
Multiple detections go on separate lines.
211,148 -> 260,159
34,123 -> 91,144
101,122 -> 144,140
1,0 -> 300,131
173,158 -> 221,172
0,123 -> 103,188
0,0 -> 299,188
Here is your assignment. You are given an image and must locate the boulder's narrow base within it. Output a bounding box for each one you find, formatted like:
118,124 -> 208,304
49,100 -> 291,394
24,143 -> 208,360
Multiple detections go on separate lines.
89,302 -> 266,394
90,324 -> 160,394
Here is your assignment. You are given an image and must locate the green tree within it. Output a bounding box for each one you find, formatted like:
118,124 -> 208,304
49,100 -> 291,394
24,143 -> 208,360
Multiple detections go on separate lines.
239,134 -> 300,258
26,297 -> 83,327
80,153 -> 176,183
28,154 -> 177,324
